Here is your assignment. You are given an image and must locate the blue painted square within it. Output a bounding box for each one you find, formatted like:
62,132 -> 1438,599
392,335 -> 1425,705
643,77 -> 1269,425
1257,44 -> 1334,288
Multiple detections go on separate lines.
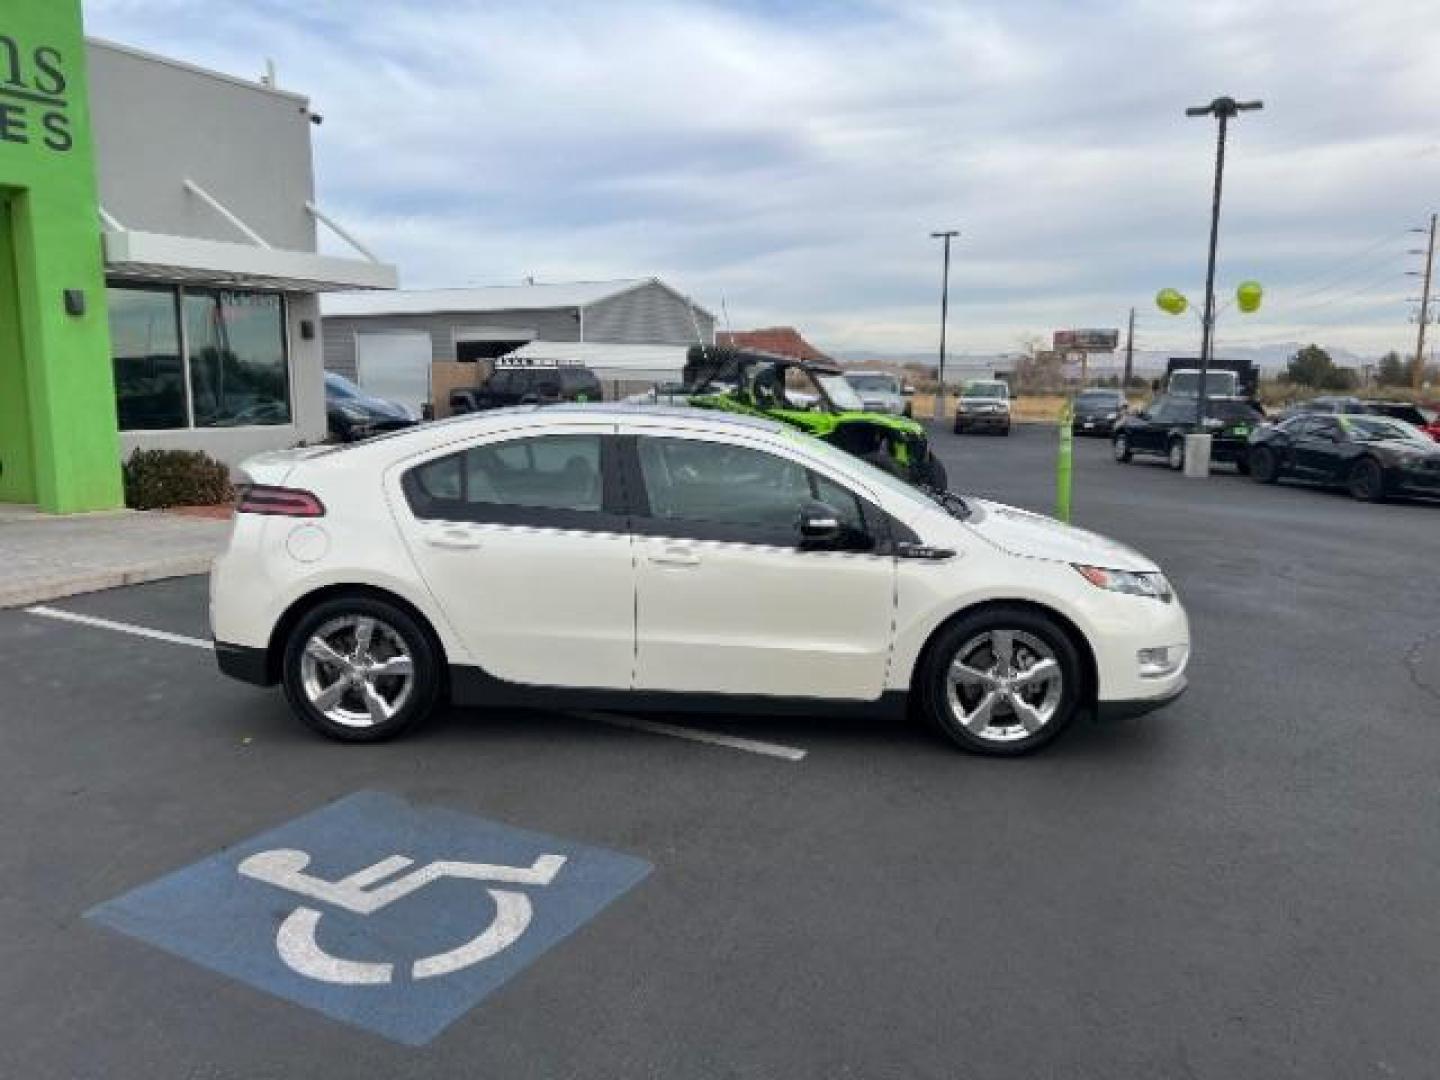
86,791 -> 652,1045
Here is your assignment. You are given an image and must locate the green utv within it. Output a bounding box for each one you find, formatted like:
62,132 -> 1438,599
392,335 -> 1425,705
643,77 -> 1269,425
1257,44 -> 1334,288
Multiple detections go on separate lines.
681,345 -> 948,490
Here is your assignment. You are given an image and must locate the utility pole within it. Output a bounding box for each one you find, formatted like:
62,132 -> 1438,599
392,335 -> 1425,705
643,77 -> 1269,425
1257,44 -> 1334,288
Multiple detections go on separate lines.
1122,306 -> 1136,389
1186,96 -> 1263,428
931,230 -> 960,420
1411,213 -> 1436,392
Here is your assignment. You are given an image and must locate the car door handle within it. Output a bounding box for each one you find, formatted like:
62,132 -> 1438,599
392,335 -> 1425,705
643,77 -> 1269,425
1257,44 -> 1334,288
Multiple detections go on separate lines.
649,545 -> 700,568
426,528 -> 482,550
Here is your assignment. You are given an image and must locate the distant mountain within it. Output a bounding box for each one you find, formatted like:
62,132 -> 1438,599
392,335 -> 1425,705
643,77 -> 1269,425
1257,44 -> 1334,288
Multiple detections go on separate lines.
833,344 -> 1375,374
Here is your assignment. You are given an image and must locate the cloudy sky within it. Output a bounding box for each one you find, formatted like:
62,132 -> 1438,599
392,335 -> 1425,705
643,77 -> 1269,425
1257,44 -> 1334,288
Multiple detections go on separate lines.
86,0 -> 1440,360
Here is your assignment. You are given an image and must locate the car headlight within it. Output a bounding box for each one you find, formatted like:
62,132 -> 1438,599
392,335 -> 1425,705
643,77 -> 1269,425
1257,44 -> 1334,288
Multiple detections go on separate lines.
1073,564 -> 1174,602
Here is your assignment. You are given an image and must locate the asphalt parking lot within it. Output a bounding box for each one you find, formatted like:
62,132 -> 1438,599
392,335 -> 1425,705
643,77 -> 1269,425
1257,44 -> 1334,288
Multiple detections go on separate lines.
3,423 -> 1438,1079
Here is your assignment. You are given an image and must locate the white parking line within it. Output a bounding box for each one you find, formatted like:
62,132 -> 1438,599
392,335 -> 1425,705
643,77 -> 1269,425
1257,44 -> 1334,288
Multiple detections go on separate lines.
25,605 -> 214,651
24,605 -> 810,761
578,711 -> 808,762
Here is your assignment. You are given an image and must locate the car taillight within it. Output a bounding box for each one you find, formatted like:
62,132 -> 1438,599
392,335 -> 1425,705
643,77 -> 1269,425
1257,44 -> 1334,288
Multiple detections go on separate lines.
235,484 -> 326,517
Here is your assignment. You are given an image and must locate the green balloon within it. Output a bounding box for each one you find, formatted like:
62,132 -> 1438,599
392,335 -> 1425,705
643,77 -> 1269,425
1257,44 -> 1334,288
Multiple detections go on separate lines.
1155,288 -> 1188,316
1236,280 -> 1263,313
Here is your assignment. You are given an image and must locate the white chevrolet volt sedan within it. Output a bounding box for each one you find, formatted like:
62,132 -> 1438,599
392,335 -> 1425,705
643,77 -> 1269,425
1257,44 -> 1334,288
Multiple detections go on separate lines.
211,406 -> 1189,755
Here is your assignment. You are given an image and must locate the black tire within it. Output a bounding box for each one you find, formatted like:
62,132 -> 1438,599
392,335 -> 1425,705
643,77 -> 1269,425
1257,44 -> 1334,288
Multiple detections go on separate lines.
952,422 -> 967,435
1112,433 -> 1132,463
1346,457 -> 1386,502
1249,445 -> 1278,483
999,424 -> 1011,436
281,596 -> 442,742
917,606 -> 1085,756
913,450 -> 948,490
860,449 -> 909,479
1166,437 -> 1185,471
1234,453 -> 1250,476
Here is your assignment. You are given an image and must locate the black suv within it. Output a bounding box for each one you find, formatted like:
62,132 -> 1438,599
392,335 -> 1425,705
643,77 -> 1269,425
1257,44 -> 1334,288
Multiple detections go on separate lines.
1112,394 -> 1264,472
1070,389 -> 1129,436
451,363 -> 603,413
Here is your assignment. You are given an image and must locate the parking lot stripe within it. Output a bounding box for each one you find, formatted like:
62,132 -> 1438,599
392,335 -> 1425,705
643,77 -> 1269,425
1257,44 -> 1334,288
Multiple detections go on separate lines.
578,711 -> 808,761
25,605 -> 214,651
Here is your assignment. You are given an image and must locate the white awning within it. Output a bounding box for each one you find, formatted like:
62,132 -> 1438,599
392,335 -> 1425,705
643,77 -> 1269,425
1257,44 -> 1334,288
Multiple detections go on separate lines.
506,340 -> 689,383
103,229 -> 398,293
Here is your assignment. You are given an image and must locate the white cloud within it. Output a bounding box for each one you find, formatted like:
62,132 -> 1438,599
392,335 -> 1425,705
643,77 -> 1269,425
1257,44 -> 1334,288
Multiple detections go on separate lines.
84,0 -> 1440,360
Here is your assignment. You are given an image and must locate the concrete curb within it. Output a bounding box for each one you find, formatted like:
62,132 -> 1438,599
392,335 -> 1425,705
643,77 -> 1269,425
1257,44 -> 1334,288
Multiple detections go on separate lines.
0,556 -> 214,610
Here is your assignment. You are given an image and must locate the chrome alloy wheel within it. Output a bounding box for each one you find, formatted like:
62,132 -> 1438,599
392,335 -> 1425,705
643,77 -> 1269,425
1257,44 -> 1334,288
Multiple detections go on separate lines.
299,615 -> 415,728
946,629 -> 1064,744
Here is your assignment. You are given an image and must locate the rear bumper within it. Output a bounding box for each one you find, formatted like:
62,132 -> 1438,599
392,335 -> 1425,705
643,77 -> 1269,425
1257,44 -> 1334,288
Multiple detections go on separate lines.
1095,676 -> 1187,721
215,641 -> 275,686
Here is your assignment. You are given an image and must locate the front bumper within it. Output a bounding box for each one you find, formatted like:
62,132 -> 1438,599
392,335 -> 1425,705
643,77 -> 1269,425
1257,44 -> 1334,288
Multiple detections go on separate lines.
955,411 -> 1010,430
1095,676 -> 1188,721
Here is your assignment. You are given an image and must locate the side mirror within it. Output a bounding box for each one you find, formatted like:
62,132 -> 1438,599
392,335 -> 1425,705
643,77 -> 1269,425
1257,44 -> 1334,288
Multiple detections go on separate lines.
798,501 -> 842,545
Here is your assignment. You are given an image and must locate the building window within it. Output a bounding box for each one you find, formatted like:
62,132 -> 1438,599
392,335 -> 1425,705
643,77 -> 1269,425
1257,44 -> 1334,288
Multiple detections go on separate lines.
183,289 -> 290,427
108,286 -> 186,430
107,284 -> 291,431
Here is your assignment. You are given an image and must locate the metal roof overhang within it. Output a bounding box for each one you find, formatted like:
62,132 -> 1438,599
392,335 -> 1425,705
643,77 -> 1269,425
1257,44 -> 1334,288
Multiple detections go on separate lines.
103,229 -> 398,293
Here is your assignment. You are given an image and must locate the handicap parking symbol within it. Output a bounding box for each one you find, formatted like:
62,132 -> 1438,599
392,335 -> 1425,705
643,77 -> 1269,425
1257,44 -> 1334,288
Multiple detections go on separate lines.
86,791 -> 652,1045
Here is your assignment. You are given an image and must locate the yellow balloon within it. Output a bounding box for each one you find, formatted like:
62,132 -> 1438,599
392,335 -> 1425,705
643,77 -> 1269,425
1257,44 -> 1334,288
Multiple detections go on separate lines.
1236,280 -> 1263,313
1155,288 -> 1188,316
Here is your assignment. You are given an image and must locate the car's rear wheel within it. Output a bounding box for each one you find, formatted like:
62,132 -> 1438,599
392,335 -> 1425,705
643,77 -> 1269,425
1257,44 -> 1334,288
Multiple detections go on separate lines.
1167,438 -> 1185,471
913,450 -> 948,490
1346,457 -> 1386,502
1249,445 -> 1279,483
1112,433 -> 1132,463
918,607 -> 1083,756
282,597 -> 441,742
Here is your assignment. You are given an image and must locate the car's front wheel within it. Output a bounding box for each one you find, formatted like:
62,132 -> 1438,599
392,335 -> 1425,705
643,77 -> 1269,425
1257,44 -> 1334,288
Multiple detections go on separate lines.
1112,433 -> 1132,463
1249,445 -> 1278,483
282,597 -> 442,742
917,606 -> 1084,756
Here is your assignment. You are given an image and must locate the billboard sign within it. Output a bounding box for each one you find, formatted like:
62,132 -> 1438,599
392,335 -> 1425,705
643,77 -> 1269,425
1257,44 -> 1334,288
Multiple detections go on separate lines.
1053,329 -> 1120,352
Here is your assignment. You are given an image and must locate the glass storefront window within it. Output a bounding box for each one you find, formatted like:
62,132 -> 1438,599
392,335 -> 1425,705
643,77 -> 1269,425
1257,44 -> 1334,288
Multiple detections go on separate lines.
107,284 -> 291,431
108,286 -> 185,430
184,289 -> 291,428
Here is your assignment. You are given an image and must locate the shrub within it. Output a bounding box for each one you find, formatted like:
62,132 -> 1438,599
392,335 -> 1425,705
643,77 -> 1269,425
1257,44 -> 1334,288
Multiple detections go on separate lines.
122,448 -> 234,510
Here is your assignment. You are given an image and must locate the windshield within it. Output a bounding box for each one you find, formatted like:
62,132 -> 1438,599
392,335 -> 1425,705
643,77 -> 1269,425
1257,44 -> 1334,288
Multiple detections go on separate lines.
963,382 -> 1009,399
1339,416 -> 1428,443
325,373 -> 362,400
778,426 -> 949,514
1169,371 -> 1237,396
1076,392 -> 1122,407
846,374 -> 898,394
1209,400 -> 1261,422
814,373 -> 866,411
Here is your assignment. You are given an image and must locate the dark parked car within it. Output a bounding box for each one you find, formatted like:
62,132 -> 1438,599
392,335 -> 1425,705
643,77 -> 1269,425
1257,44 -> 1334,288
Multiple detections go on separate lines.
1070,389 -> 1128,436
1112,394 -> 1263,471
325,373 -> 416,442
450,362 -> 603,413
1247,413 -> 1440,501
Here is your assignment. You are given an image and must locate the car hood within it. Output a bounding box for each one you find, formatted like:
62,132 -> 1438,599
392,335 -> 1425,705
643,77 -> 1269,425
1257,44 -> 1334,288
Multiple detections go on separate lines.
962,498 -> 1156,571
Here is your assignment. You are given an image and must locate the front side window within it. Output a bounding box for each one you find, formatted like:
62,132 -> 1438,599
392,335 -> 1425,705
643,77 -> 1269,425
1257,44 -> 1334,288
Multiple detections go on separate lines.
405,434 -> 607,524
108,286 -> 185,430
635,436 -> 872,548
184,290 -> 290,427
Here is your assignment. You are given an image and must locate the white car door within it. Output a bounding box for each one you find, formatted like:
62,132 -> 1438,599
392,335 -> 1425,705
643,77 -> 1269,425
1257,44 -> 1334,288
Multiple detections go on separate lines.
393,423 -> 634,689
623,428 -> 896,700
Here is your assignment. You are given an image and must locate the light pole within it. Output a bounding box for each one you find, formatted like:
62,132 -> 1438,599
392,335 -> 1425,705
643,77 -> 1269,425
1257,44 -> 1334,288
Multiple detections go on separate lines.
1185,96 -> 1262,430
931,229 -> 959,420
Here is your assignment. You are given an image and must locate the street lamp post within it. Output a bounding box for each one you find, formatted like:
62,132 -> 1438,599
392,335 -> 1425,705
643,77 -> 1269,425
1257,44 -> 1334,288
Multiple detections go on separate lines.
931,229 -> 960,421
1185,96 -> 1262,433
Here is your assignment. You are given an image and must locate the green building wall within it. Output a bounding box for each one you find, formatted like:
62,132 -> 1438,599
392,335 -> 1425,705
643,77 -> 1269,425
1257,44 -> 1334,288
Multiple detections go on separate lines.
0,0 -> 123,512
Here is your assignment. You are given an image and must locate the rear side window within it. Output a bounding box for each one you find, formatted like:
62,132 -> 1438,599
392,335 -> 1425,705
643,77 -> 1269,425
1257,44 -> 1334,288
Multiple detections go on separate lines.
404,434 -> 612,525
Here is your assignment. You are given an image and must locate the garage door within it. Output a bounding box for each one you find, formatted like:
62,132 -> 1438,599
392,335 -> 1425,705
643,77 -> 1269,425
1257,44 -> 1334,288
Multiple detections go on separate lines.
355,332 -> 431,418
